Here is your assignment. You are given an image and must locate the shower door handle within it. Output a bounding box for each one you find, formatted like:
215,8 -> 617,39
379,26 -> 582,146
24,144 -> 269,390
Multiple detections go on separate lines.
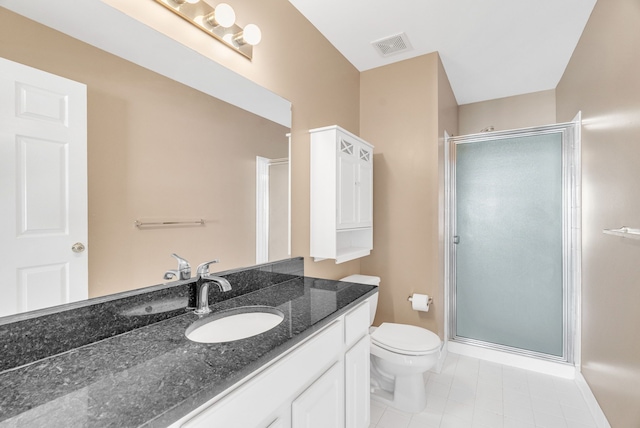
453,235 -> 460,244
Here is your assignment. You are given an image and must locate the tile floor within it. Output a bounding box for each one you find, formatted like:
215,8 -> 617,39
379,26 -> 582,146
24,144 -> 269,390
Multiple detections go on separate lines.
369,353 -> 598,428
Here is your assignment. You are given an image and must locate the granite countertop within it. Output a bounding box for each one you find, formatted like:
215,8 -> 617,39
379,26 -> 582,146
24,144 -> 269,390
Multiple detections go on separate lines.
0,276 -> 376,428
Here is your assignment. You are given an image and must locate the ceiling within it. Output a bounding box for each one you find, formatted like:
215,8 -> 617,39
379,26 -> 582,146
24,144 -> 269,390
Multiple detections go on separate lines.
287,0 -> 597,105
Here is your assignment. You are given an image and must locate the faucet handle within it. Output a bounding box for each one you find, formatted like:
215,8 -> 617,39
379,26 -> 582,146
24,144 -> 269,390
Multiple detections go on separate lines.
196,259 -> 220,277
170,253 -> 191,280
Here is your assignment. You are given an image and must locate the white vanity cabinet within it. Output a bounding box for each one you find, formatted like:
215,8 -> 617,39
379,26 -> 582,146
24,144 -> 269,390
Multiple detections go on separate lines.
310,126 -> 374,264
291,361 -> 345,428
172,299 -> 372,428
344,302 -> 371,428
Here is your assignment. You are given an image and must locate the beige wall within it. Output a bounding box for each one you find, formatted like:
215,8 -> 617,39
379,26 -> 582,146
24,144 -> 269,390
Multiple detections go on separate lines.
360,53 -> 457,337
1,0 -> 362,295
556,0 -> 640,425
458,89 -> 556,135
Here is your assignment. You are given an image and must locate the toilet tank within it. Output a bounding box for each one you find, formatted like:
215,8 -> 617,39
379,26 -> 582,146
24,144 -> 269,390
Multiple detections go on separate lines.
340,275 -> 380,326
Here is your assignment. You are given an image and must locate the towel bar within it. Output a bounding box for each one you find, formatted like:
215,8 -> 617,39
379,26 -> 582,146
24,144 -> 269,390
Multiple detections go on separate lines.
602,226 -> 640,240
134,219 -> 205,228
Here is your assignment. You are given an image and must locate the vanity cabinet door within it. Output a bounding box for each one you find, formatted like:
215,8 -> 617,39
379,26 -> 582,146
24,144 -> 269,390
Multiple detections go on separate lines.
345,335 -> 370,428
291,361 -> 345,428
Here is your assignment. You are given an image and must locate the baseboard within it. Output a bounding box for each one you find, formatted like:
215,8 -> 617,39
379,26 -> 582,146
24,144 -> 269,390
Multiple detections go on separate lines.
433,341 -> 448,374
447,341 -> 576,379
575,372 -> 611,428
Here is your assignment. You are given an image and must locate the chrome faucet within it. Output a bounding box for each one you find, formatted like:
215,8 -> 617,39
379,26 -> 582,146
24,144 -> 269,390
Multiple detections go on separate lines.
193,259 -> 232,315
163,253 -> 191,281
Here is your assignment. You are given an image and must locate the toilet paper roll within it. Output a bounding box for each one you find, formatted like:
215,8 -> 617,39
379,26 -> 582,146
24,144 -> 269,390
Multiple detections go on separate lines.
410,293 -> 431,312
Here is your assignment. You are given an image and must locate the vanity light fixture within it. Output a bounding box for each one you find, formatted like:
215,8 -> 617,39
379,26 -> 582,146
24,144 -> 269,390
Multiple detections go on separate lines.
234,23 -> 262,46
153,0 -> 261,60
203,2 -> 235,28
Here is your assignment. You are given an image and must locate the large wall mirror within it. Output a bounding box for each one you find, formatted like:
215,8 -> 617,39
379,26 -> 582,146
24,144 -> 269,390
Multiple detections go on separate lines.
0,1 -> 292,319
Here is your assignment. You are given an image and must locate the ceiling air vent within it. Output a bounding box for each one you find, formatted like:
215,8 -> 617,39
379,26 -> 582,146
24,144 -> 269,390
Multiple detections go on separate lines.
371,32 -> 413,57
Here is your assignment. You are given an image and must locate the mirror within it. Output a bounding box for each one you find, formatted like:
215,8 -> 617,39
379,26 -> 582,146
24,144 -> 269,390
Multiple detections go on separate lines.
0,2 -> 291,318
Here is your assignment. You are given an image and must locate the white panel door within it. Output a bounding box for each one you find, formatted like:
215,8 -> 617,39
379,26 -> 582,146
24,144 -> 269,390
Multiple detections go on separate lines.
291,361 -> 344,428
345,336 -> 370,428
0,57 -> 88,317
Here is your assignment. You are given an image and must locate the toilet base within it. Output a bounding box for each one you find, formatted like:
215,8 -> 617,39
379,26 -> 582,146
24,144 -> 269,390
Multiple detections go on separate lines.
370,372 -> 428,413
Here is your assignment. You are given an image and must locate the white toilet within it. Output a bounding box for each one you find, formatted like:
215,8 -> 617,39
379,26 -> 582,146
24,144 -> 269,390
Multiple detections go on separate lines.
341,275 -> 442,413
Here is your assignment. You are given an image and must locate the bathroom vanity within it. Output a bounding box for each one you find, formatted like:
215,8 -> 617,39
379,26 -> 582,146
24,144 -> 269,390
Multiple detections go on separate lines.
173,294 -> 371,428
0,258 -> 376,428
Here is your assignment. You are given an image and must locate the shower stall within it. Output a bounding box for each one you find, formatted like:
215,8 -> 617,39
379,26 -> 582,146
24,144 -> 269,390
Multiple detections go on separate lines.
445,119 -> 581,365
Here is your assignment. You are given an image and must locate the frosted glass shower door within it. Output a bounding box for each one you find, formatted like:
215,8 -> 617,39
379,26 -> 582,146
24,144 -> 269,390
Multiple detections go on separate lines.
454,133 -> 564,357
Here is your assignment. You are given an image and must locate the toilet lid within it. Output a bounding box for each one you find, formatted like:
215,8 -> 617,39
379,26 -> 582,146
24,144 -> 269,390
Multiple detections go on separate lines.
371,323 -> 441,355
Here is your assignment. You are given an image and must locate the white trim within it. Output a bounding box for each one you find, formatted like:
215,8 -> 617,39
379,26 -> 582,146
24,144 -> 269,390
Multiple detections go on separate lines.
256,157 -> 270,264
575,372 -> 611,428
572,111 -> 583,368
256,156 -> 291,264
448,341 -> 576,379
443,131 -> 451,345
433,341 -> 448,374
287,134 -> 292,258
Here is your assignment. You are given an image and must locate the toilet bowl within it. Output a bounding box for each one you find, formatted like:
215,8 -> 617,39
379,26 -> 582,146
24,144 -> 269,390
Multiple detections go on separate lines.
340,275 -> 442,413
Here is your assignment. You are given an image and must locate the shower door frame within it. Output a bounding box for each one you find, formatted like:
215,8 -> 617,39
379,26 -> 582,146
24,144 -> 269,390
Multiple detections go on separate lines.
445,118 -> 581,364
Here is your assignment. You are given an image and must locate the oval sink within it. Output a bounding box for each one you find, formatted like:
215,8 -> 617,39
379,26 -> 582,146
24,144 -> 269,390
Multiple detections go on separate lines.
185,306 -> 285,344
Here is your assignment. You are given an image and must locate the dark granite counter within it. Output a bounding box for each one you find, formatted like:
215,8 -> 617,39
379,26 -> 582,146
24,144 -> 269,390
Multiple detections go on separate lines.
0,267 -> 376,428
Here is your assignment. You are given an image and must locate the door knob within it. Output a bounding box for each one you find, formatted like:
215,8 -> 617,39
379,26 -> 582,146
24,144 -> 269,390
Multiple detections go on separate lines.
71,242 -> 86,253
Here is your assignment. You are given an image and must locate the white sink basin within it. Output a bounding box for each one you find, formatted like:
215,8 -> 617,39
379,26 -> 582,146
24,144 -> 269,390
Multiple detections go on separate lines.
185,306 -> 285,344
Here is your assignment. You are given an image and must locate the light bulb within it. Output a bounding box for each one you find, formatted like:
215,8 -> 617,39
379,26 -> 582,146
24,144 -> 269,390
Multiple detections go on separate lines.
242,24 -> 262,46
214,3 -> 236,28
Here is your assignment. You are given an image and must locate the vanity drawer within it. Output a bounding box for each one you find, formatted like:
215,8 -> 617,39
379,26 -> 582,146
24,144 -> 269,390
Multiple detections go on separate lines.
344,300 -> 369,347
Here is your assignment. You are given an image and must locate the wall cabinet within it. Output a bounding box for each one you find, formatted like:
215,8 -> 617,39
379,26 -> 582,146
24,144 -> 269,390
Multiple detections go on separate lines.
310,126 -> 374,264
172,300 -> 372,428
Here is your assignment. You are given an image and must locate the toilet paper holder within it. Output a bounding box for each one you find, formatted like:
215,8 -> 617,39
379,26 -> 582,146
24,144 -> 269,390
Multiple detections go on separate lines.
407,295 -> 433,305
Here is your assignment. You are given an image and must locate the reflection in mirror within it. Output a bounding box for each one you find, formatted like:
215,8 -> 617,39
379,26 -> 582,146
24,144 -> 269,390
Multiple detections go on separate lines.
256,155 -> 291,264
0,6 -> 291,319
